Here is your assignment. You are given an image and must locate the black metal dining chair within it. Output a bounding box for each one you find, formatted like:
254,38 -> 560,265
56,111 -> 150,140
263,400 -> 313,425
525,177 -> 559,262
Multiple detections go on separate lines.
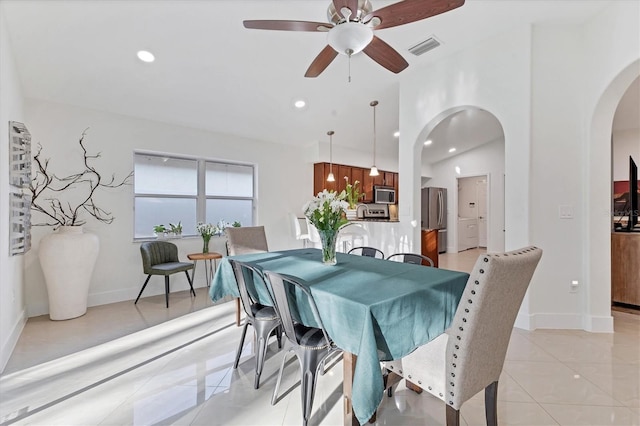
348,246 -> 385,259
386,252 -> 435,267
265,271 -> 342,426
229,260 -> 282,389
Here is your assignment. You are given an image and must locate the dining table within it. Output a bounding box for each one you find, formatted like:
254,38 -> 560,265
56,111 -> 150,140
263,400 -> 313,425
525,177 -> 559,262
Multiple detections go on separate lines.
209,248 -> 469,425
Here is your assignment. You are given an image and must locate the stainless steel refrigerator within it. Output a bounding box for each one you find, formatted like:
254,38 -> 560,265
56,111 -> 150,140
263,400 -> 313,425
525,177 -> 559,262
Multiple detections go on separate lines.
421,187 -> 447,253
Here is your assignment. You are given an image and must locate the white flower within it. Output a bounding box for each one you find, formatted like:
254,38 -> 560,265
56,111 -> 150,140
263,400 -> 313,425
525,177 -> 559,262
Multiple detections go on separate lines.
196,222 -> 218,238
303,190 -> 349,232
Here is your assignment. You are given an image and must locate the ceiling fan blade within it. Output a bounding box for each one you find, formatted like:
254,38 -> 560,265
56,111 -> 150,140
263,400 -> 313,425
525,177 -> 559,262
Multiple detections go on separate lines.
243,20 -> 333,32
364,0 -> 465,30
332,0 -> 359,19
305,45 -> 339,78
362,36 -> 409,74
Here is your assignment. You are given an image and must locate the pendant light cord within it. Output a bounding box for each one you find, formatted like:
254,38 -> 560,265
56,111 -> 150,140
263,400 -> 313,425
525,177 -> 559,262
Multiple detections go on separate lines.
371,100 -> 378,166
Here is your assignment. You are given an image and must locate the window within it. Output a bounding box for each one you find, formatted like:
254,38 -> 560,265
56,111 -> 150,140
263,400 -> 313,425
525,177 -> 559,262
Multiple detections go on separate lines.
134,153 -> 255,239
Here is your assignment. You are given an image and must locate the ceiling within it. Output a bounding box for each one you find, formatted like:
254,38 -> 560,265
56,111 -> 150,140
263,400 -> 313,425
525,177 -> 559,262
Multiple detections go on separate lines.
2,0 -> 614,163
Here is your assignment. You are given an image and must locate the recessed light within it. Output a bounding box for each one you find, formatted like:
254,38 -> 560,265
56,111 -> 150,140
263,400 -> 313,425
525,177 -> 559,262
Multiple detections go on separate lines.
393,131 -> 400,138
294,99 -> 306,109
137,50 -> 155,63
424,140 -> 432,146
448,147 -> 456,153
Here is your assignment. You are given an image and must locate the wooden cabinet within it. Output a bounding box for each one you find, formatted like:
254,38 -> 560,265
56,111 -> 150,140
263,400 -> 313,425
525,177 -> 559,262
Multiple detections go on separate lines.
421,229 -> 439,267
611,232 -> 640,307
313,162 -> 398,203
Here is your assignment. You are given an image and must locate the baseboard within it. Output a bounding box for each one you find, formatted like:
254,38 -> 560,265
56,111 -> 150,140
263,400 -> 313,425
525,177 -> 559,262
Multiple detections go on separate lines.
515,312 -> 583,331
27,281 -> 209,318
0,308 -> 27,373
583,314 -> 614,333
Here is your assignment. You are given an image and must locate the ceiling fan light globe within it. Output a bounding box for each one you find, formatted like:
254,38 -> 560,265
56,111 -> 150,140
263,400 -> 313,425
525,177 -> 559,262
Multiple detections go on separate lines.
328,22 -> 373,56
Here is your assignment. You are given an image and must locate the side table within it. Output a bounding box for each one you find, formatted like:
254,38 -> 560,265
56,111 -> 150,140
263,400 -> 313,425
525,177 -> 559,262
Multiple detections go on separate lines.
187,252 -> 240,326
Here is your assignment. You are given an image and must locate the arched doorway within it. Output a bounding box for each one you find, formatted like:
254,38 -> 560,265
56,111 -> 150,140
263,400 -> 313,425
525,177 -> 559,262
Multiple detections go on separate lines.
417,106 -> 505,255
587,60 -> 640,327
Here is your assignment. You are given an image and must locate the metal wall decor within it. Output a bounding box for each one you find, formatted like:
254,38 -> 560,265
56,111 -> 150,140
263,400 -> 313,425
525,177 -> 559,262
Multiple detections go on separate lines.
9,121 -> 31,187
8,121 -> 32,255
10,192 -> 31,255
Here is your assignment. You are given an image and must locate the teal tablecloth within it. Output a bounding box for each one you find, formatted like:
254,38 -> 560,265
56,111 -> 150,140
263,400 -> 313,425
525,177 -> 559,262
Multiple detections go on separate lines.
210,248 -> 469,425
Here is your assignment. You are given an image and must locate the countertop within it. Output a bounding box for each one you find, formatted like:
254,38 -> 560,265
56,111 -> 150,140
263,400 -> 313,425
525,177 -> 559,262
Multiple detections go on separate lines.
350,219 -> 399,222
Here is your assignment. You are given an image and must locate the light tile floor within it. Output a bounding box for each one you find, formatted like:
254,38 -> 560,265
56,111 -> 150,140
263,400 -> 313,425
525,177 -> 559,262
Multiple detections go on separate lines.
1,250 -> 639,426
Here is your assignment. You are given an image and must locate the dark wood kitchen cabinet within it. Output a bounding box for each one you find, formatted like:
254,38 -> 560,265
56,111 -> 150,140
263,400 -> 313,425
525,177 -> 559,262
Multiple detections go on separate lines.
421,228 -> 439,267
313,162 -> 398,203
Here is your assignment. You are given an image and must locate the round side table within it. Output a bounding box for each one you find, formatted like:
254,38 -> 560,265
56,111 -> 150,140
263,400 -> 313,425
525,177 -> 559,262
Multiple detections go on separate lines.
187,252 -> 222,288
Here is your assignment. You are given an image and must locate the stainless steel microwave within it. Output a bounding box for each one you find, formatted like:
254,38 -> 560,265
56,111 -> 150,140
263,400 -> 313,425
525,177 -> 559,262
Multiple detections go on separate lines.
374,186 -> 396,204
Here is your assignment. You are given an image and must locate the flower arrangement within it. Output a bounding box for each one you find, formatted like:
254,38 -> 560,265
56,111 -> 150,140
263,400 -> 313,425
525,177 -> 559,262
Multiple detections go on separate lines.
344,176 -> 362,209
303,190 -> 349,232
303,190 -> 348,265
196,222 -> 219,253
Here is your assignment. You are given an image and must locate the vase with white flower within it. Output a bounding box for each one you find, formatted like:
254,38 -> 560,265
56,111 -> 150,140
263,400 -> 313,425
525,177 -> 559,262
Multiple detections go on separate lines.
196,222 -> 218,253
303,190 -> 349,265
344,176 -> 362,220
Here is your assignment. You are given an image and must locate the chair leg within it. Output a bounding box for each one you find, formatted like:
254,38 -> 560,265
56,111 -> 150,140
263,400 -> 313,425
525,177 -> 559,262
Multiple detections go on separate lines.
446,404 -> 460,426
134,275 -> 152,304
185,270 -> 196,297
234,321 -> 250,369
164,276 -> 170,308
300,349 -> 324,426
271,348 -> 292,405
253,320 -> 281,389
485,381 -> 498,426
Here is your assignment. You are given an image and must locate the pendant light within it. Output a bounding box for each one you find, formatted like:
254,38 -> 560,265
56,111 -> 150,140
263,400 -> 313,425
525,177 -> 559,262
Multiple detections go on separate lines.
327,130 -> 335,182
369,100 -> 379,176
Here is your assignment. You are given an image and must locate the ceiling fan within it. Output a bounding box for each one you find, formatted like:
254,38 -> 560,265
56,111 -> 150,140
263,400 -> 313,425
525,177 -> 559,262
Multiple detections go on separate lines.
243,0 -> 465,78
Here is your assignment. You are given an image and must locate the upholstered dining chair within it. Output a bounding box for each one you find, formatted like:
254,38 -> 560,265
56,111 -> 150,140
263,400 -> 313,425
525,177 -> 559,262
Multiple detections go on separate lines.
135,241 -> 195,308
226,226 -> 269,324
387,252 -> 435,267
348,246 -> 385,259
265,271 -> 342,426
382,246 -> 543,426
225,226 -> 269,255
229,260 -> 282,389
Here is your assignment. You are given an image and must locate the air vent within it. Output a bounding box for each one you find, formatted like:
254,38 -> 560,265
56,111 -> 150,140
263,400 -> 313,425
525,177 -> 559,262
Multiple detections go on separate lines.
408,36 -> 441,56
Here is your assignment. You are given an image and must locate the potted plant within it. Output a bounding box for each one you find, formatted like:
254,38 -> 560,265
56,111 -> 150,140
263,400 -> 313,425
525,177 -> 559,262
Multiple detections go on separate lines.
169,221 -> 183,237
153,224 -> 167,238
30,129 -> 132,320
343,176 -> 362,220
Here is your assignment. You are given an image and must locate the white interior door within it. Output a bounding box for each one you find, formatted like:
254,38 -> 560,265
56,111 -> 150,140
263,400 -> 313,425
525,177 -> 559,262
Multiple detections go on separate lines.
477,179 -> 487,247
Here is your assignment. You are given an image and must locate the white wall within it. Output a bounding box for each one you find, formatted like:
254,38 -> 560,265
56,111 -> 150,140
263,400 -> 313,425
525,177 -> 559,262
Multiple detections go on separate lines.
23,100 -> 312,317
528,25 -> 587,329
423,139 -> 505,253
0,8 -> 27,372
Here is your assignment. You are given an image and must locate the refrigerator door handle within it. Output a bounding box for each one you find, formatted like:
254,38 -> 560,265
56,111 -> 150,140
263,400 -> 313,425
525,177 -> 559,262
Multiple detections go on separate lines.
438,191 -> 443,227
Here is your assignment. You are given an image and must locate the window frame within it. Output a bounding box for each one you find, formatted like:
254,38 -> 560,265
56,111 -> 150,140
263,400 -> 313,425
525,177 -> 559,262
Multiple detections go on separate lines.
133,151 -> 256,241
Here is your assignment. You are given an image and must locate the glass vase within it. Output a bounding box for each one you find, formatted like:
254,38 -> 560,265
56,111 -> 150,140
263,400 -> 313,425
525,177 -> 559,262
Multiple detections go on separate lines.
202,235 -> 211,253
318,229 -> 338,265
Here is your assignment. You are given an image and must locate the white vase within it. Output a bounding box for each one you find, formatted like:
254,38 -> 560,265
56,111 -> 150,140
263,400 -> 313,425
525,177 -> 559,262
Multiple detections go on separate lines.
39,226 -> 99,320
346,209 -> 357,220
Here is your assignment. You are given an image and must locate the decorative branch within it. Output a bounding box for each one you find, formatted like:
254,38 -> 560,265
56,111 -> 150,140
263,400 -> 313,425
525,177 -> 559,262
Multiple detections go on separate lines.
29,129 -> 133,228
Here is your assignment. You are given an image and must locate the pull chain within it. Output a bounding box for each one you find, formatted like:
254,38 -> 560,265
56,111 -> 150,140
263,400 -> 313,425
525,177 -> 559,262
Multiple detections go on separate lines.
346,48 -> 354,83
